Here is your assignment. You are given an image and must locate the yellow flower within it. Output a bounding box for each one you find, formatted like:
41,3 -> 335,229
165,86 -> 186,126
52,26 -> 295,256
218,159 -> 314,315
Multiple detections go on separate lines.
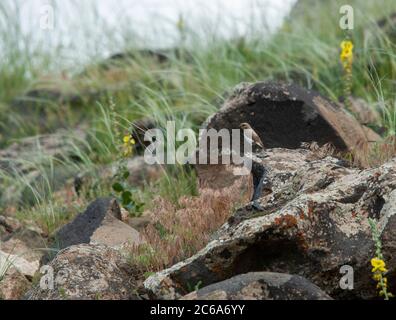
122,134 -> 136,157
340,40 -> 354,71
371,258 -> 388,273
341,40 -> 353,52
123,135 -> 131,143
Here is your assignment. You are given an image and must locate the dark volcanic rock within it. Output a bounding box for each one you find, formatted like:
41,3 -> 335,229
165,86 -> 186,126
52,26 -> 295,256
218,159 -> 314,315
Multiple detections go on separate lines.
49,198 -> 143,259
181,272 -> 332,300
204,82 -> 372,150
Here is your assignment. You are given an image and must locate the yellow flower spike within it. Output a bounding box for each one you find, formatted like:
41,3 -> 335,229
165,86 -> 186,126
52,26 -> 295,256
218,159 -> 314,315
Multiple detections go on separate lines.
339,39 -> 354,110
121,134 -> 135,158
369,219 -> 393,299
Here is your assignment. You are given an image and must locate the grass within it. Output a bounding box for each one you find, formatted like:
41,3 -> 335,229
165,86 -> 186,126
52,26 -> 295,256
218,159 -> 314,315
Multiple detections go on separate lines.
0,0 -> 396,271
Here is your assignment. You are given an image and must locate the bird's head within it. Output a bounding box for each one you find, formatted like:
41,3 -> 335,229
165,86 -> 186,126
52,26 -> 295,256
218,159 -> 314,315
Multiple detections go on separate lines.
239,122 -> 252,130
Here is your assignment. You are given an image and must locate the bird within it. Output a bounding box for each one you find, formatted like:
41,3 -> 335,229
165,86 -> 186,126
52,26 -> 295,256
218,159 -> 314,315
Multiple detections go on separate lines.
238,123 -> 270,211
239,122 -> 265,151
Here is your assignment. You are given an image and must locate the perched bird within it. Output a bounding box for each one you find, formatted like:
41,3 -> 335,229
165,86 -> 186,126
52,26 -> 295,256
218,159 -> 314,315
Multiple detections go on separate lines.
238,123 -> 270,211
239,122 -> 265,151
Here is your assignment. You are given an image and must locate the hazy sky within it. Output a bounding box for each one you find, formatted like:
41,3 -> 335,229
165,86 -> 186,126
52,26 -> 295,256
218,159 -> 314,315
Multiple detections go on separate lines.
6,0 -> 297,62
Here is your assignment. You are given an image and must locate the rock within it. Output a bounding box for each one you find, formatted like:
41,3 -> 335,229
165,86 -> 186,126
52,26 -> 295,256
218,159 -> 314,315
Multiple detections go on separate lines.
11,88 -> 84,111
211,82 -> 373,150
95,49 -> 192,71
1,228 -> 45,267
0,128 -> 87,205
0,250 -> 39,278
0,215 -> 22,233
52,198 -> 144,254
131,118 -> 157,150
111,156 -> 163,186
181,272 -> 332,300
376,12 -> 396,40
196,82 -> 377,190
0,266 -> 30,300
26,244 -> 138,300
125,216 -> 152,231
144,149 -> 396,300
346,97 -> 381,127
99,50 -> 171,70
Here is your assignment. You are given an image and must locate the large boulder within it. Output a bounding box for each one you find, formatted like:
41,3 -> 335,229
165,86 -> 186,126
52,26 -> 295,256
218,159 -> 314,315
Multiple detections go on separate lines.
51,198 -> 144,254
144,149 -> 396,300
181,272 -> 332,300
196,82 -> 380,190
26,244 -> 138,300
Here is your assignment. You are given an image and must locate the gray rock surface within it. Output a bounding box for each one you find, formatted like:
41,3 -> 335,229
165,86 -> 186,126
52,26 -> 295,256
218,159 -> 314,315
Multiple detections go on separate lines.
181,272 -> 332,300
26,244 -> 137,300
145,148 -> 396,300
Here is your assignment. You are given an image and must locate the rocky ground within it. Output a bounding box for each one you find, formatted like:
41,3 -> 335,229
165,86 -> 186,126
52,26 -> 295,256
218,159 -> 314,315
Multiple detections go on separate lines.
1,80 -> 394,300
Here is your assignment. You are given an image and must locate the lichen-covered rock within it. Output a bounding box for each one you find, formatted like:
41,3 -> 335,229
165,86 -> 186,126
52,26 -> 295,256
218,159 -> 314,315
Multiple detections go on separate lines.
181,272 -> 332,300
26,244 -> 137,300
145,149 -> 396,300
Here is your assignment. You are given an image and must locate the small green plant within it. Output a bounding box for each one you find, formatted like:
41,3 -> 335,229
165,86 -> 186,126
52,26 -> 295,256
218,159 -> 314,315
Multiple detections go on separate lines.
112,164 -> 145,217
368,218 -> 394,300
111,134 -> 145,216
